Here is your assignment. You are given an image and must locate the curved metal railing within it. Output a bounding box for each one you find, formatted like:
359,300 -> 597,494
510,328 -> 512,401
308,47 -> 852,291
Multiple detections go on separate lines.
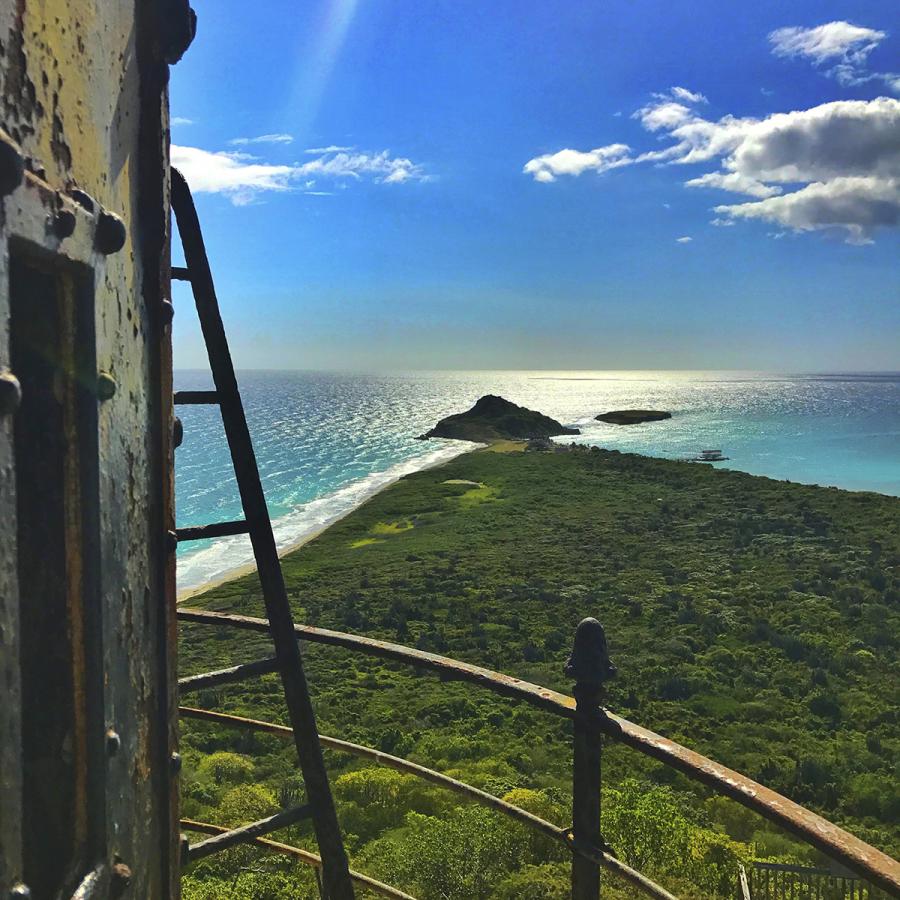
177,608 -> 900,898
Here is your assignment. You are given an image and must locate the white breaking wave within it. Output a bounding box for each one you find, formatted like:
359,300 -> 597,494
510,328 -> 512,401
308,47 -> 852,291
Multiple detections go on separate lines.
177,439 -> 474,595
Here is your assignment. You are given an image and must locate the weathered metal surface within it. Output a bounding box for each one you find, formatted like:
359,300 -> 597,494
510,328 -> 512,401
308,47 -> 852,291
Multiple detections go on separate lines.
172,168 -> 355,898
186,805 -> 313,862
568,618 -> 614,900
173,389 -> 219,405
178,657 -> 280,693
177,609 -> 900,894
175,519 -> 250,542
181,820 -> 418,900
0,1 -> 178,895
179,707 -> 681,900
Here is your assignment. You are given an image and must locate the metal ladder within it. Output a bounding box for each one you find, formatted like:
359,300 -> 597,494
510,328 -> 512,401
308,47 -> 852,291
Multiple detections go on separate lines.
170,168 -> 355,899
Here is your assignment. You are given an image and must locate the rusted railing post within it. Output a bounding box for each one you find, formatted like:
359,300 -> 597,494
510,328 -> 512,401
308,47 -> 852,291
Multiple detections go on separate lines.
566,618 -> 617,899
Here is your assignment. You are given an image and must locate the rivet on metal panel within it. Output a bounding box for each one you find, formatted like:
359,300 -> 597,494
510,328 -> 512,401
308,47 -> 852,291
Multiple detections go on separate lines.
106,729 -> 122,757
0,136 -> 25,196
161,298 -> 175,324
110,863 -> 132,897
69,188 -> 96,213
173,417 -> 184,449
0,372 -> 22,414
95,210 -> 127,254
53,208 -> 77,239
96,373 -> 118,401
8,884 -> 31,899
171,751 -> 183,773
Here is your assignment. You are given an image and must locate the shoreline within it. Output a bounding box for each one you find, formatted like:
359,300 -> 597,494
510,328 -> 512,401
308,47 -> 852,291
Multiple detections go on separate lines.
178,435 -> 897,604
177,439 -> 486,603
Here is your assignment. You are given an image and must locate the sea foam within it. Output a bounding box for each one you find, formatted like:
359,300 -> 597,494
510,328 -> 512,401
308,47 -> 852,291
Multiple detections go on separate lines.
177,438 -> 472,594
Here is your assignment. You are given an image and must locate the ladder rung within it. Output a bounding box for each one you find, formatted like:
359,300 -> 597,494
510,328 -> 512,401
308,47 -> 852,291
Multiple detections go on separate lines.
186,804 -> 313,862
171,266 -> 192,281
174,390 -> 219,405
175,520 -> 249,542
178,657 -> 279,693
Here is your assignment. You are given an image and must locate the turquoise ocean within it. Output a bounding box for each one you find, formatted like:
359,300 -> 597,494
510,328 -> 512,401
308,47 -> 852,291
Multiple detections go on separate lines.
175,370 -> 900,593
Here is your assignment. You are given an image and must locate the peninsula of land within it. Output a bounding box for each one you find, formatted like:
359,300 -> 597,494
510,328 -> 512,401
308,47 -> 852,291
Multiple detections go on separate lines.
179,442 -> 899,898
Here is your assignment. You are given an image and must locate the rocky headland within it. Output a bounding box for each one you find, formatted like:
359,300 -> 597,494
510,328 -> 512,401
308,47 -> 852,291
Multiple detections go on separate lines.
420,394 -> 580,443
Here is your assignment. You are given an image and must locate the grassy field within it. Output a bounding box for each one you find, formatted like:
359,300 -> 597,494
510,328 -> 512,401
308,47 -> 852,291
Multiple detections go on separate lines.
179,445 -> 899,898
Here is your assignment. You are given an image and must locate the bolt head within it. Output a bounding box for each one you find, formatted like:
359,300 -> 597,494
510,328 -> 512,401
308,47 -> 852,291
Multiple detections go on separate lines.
160,298 -> 175,325
106,729 -> 121,756
171,751 -> 183,773
0,372 -> 22,415
8,884 -> 31,899
173,416 -> 184,449
69,188 -> 96,213
96,210 -> 127,254
96,372 -> 117,401
0,138 -> 25,197
54,208 -> 77,239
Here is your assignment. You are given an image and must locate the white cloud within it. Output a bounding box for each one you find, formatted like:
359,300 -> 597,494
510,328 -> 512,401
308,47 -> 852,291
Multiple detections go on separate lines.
725,98 -> 900,182
171,146 -> 295,205
676,236 -> 692,243
637,101 -> 694,132
229,133 -> 295,146
305,145 -> 354,154
715,177 -> 900,245
295,149 -> 426,183
171,144 -> 426,205
769,21 -> 899,95
769,22 -> 885,64
523,144 -> 632,182
685,171 -> 781,198
523,91 -> 900,242
171,116 -> 193,126
671,86 -> 708,104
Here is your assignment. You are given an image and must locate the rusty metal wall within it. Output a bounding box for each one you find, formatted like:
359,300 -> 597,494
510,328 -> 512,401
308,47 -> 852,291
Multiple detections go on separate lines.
0,0 -> 181,896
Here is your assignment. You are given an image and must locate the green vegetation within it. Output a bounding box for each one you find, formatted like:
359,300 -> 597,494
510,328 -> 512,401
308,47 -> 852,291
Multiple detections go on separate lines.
179,446 -> 899,898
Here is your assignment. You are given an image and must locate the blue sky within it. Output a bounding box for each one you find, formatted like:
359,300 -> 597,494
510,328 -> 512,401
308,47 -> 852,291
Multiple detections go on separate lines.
170,0 -> 899,371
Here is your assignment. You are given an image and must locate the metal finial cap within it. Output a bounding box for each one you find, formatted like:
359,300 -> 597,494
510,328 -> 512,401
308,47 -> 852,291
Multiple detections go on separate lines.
564,617 -> 617,687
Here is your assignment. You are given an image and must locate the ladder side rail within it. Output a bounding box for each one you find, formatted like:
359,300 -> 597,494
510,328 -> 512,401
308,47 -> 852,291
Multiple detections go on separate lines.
170,168 -> 354,900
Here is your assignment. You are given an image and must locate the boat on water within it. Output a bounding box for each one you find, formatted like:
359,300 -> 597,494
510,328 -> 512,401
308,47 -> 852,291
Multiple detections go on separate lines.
692,449 -> 729,462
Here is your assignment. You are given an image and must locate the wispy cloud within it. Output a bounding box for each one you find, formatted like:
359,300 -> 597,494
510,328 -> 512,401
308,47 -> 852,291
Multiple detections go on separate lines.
305,145 -> 354,154
171,144 -> 427,205
229,133 -> 295,146
522,144 -> 632,183
676,236 -> 693,243
171,117 -> 193,126
768,21 -> 900,94
670,86 -> 707,104
524,76 -> 900,244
